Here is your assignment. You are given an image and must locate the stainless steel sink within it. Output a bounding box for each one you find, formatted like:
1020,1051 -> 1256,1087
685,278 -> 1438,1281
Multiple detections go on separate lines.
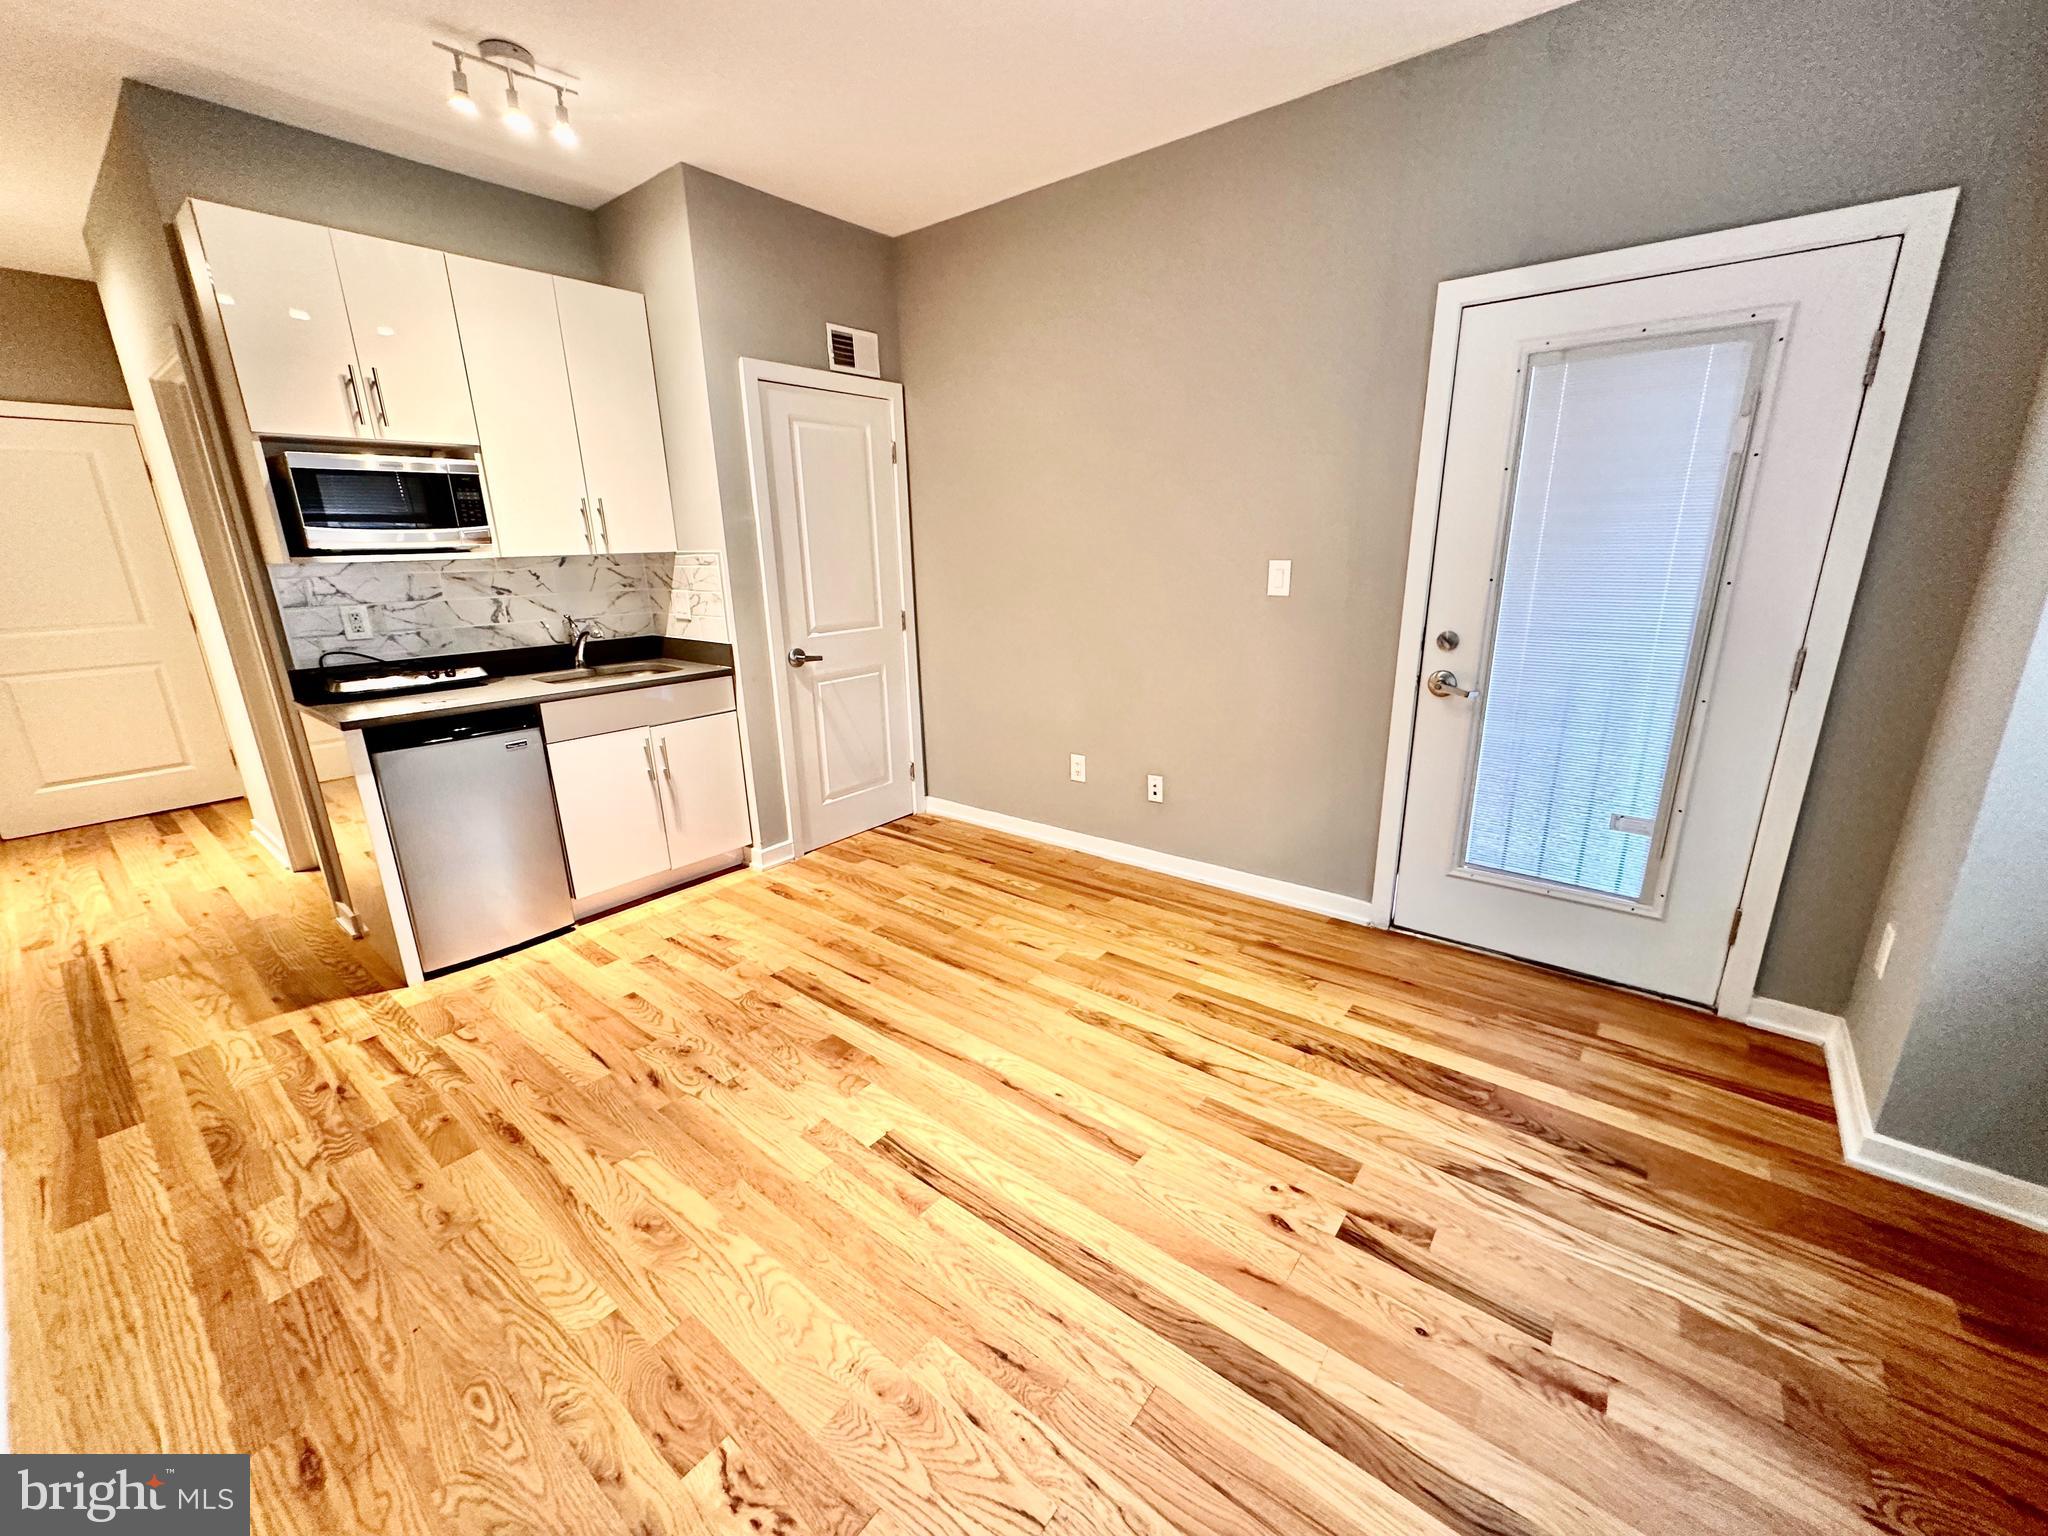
530,659 -> 698,685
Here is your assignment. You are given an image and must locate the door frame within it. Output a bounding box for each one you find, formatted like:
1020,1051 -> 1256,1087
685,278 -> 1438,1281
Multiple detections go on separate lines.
738,358 -> 927,857
1370,188 -> 1957,1019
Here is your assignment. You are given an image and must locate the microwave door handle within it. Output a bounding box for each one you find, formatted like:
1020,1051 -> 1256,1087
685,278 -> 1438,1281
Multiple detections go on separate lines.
366,366 -> 389,428
341,366 -> 365,427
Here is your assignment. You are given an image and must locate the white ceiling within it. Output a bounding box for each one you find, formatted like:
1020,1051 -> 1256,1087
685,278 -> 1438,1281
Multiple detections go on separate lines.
0,0 -> 1575,279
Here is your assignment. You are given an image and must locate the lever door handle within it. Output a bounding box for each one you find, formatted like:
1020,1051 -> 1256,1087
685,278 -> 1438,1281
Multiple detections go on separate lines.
787,648 -> 825,668
1426,669 -> 1479,700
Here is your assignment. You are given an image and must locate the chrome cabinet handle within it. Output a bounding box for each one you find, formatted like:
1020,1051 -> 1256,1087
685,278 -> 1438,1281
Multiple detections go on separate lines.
341,365 -> 365,426
1426,669 -> 1479,700
787,648 -> 825,668
595,497 -> 611,553
578,498 -> 594,551
367,365 -> 389,426
659,736 -> 674,782
642,735 -> 669,835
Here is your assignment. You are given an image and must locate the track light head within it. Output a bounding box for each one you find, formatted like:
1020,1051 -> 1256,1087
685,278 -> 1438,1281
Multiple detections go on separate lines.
550,90 -> 577,148
448,60 -> 478,116
501,72 -> 533,135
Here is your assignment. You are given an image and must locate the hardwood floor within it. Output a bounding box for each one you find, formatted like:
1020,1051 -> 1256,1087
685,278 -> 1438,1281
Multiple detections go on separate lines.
5,799 -> 2046,1535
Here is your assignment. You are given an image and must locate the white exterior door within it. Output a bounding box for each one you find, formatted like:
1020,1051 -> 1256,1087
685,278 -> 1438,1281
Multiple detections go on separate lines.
1392,240 -> 1897,1004
0,415 -> 241,837
652,713 -> 752,867
547,728 -> 669,896
193,202 -> 364,438
758,380 -> 917,852
446,256 -> 592,557
555,277 -> 676,555
330,230 -> 477,446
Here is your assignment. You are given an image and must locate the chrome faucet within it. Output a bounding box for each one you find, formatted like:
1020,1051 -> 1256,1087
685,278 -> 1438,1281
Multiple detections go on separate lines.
568,619 -> 595,668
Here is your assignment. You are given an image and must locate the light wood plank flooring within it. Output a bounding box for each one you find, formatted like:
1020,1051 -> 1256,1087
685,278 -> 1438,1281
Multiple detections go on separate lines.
4,798 -> 2046,1535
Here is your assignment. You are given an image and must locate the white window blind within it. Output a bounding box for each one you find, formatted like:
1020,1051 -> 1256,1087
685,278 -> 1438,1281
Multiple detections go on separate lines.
1461,326 -> 1768,903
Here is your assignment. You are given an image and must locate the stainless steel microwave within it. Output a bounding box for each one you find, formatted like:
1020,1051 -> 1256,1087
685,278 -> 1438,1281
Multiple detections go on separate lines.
268,450 -> 492,555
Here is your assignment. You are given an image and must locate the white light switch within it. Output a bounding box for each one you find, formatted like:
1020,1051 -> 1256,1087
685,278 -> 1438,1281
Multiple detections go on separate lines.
1267,560 -> 1292,597
1070,753 -> 1087,783
339,604 -> 373,640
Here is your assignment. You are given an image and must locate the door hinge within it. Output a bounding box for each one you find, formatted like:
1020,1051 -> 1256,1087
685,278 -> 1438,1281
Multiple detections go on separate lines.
1862,327 -> 1886,390
891,440 -> 899,464
900,609 -> 907,632
1789,646 -> 1808,693
910,761 -> 917,782
1727,907 -> 1743,948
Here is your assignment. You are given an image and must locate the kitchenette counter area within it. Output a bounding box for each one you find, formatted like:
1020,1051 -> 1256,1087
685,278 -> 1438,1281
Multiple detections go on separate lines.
305,640 -> 753,987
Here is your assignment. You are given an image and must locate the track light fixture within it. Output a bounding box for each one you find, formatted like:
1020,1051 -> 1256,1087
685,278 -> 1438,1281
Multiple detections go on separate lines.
433,39 -> 578,148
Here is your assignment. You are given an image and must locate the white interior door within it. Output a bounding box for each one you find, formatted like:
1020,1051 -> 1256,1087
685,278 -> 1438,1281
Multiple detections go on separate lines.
0,415 -> 241,837
1392,240 -> 1897,1004
758,380 -> 917,852
446,255 -> 593,557
330,230 -> 477,446
555,278 -> 675,555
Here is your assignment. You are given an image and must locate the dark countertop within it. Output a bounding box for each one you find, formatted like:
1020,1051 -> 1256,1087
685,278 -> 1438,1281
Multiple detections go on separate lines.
295,640 -> 734,733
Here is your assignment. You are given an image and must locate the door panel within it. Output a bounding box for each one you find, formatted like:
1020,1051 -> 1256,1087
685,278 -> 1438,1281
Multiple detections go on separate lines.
1393,240 -> 1898,1003
546,728 -> 669,896
652,713 -> 751,868
0,417 -> 241,836
331,230 -> 478,446
446,256 -> 591,557
759,381 -> 915,852
555,278 -> 675,555
193,202 -> 363,438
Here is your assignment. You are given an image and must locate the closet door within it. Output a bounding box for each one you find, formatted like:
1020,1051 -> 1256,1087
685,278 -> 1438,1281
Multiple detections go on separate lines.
555,277 -> 676,554
192,202 -> 363,438
330,230 -> 477,446
446,255 -> 592,555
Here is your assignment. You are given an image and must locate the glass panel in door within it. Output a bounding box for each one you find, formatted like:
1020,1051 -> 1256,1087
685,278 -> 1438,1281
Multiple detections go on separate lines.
1460,326 -> 1770,904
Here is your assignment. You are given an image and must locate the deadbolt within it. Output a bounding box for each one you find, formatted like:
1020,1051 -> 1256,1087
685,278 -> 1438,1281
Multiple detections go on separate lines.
1435,630 -> 1460,652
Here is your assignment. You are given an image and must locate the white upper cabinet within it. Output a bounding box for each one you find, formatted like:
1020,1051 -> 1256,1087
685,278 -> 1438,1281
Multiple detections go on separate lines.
193,203 -> 364,439
329,230 -> 477,446
555,278 -> 676,555
445,256 -> 592,557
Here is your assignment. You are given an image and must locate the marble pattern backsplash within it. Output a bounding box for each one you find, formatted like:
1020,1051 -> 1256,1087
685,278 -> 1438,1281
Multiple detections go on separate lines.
668,552 -> 728,643
271,554 -> 676,669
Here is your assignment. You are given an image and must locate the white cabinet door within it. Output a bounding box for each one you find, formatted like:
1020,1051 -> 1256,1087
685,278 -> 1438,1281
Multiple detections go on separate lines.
555,277 -> 676,554
651,713 -> 751,869
330,230 -> 477,446
447,255 -> 593,557
547,728 -> 671,897
193,202 -> 364,438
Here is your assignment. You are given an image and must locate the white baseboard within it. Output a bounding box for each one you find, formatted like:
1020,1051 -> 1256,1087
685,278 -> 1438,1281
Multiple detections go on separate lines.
923,798 -> 1380,926
1746,999 -> 2048,1234
751,840 -> 796,870
247,816 -> 290,870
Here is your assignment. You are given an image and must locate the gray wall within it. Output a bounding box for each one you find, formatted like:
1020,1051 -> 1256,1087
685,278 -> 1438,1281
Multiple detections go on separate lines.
895,0 -> 2048,1011
0,268 -> 129,409
600,166 -> 897,851
1846,353 -> 2048,1183
112,82 -> 602,278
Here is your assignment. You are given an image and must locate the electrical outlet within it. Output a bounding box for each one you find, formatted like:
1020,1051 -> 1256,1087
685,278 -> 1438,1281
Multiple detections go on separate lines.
1267,559 -> 1292,597
1069,753 -> 1086,783
1146,774 -> 1165,804
1873,921 -> 1897,979
339,604 -> 373,641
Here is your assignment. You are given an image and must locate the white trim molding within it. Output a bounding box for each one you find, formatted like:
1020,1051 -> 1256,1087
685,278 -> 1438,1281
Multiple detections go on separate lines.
0,399 -> 135,425
1744,1001 -> 2048,1235
750,839 -> 797,871
1371,189 -> 1959,1021
925,798 -> 1379,925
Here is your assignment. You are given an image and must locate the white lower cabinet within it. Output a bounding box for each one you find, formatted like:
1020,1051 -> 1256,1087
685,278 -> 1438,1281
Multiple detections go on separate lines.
651,713 -> 752,868
546,728 -> 670,897
547,703 -> 751,902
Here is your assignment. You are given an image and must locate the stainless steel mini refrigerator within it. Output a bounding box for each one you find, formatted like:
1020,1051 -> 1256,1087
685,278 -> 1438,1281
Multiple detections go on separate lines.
368,708 -> 574,973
